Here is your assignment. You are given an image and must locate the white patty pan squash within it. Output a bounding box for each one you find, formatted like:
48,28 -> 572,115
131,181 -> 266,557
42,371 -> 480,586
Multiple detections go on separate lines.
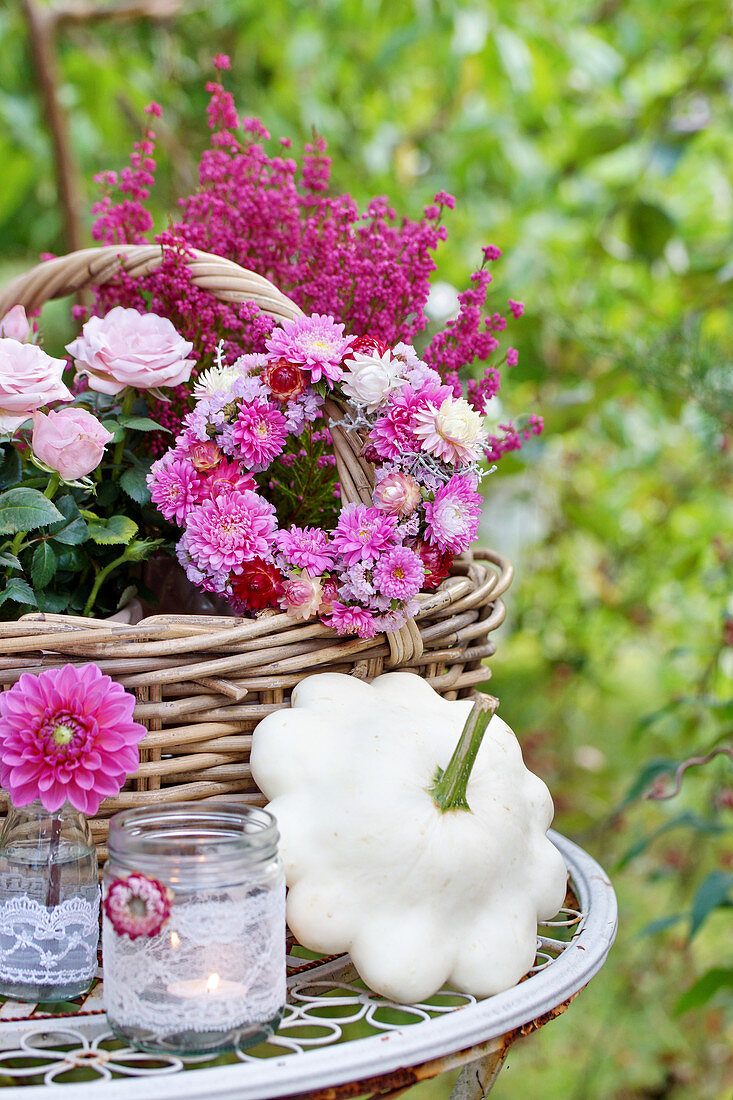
250,671 -> 568,1004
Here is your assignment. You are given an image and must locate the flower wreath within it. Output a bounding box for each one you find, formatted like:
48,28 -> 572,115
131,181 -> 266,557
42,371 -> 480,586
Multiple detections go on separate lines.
148,313 -> 501,639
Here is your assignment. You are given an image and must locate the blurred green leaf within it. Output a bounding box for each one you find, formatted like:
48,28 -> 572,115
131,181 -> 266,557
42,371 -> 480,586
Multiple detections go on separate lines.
675,967 -> 733,1015
689,871 -> 733,939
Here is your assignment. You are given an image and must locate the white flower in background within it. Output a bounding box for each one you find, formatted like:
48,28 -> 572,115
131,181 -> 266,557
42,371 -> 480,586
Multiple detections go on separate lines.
341,351 -> 404,410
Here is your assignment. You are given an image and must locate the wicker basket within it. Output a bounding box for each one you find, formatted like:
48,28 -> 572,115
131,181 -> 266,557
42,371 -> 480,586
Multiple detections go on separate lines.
0,246 -> 512,856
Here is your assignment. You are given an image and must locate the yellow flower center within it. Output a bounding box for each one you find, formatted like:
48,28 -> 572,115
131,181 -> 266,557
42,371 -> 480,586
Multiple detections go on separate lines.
52,723 -> 74,746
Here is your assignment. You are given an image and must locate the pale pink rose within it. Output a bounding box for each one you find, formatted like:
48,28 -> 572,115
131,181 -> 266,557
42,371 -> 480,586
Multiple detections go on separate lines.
32,408 -> 114,480
0,305 -> 31,342
372,470 -> 422,516
0,339 -> 72,433
67,307 -> 195,395
279,573 -> 323,620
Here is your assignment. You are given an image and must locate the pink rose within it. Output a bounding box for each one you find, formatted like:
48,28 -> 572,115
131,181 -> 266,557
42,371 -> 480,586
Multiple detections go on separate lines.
0,339 -> 72,433
0,305 -> 31,342
67,307 -> 195,395
32,408 -> 114,481
372,470 -> 422,516
279,573 -> 323,620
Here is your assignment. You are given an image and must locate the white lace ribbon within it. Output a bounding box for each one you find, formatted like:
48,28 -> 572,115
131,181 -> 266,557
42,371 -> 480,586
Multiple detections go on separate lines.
103,882 -> 286,1035
0,892 -> 100,986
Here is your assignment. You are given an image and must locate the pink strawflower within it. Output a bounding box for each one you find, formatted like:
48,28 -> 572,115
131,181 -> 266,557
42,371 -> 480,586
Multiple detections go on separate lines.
372,469 -> 422,516
0,664 -> 146,816
148,454 -> 202,525
413,396 -> 488,465
231,400 -> 288,467
332,503 -> 399,566
424,474 -> 482,553
188,439 -> 222,471
279,572 -> 323,619
373,545 -> 425,601
104,873 -> 171,940
184,490 -> 277,573
202,458 -> 256,498
266,314 -> 351,385
276,526 -> 335,573
326,601 -> 378,639
369,383 -> 453,460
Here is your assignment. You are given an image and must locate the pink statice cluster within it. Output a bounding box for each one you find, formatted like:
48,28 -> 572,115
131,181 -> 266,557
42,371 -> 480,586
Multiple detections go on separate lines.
87,57 -> 535,448
148,316 -> 490,638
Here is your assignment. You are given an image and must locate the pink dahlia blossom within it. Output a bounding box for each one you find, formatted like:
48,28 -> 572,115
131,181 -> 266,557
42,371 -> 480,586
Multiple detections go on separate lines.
266,314 -> 351,386
276,526 -> 335,573
202,458 -> 256,498
148,454 -> 202,525
0,339 -> 71,433
0,305 -> 31,342
32,407 -> 113,481
104,873 -> 171,940
184,490 -> 276,573
413,396 -> 488,465
372,469 -> 422,516
279,572 -> 323,620
373,545 -> 425,601
326,601 -> 378,639
231,399 -> 288,467
424,474 -> 482,553
67,307 -> 195,395
332,503 -> 399,566
0,663 -> 146,816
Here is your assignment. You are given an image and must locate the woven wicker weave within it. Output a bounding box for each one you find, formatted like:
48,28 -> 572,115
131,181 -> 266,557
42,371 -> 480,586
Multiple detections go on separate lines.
0,246 -> 512,854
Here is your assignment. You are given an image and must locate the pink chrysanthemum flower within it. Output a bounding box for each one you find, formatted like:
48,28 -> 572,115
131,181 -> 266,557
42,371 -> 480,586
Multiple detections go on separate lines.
326,601 -> 378,639
104,872 -> 171,940
331,503 -> 399,566
370,382 -> 453,460
231,399 -> 288,468
265,314 -> 351,385
147,454 -> 202,525
424,474 -> 482,553
0,664 -> 146,816
413,396 -> 488,465
373,545 -> 425,601
184,490 -> 277,573
276,526 -> 336,573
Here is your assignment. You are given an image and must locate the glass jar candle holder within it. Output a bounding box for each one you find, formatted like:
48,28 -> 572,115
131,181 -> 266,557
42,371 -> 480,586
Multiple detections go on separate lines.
102,803 -> 286,1055
0,800 -> 99,1003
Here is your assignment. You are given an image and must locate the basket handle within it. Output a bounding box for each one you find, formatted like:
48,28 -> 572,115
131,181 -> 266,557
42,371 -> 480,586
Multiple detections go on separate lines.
0,244 -> 423,664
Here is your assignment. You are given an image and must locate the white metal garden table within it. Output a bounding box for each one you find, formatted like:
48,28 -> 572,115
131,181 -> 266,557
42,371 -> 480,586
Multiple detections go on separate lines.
0,831 -> 616,1099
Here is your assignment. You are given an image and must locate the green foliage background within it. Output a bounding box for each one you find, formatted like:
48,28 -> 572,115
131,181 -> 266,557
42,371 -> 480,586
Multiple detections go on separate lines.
1,1 -> 732,1095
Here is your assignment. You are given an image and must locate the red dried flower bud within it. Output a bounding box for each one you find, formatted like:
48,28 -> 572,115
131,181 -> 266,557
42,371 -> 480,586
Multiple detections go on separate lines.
343,335 -> 390,362
264,358 -> 308,402
230,557 -> 284,610
414,540 -> 453,590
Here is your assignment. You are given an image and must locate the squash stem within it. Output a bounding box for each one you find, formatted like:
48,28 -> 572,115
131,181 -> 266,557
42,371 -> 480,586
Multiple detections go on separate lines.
430,694 -> 499,813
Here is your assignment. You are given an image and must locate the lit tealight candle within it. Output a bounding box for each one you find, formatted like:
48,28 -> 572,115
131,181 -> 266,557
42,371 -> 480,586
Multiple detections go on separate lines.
168,972 -> 247,1000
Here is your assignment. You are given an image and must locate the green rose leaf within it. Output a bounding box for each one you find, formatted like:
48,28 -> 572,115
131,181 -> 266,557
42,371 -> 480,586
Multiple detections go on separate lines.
35,589 -> 72,613
0,488 -> 63,535
31,542 -> 57,588
47,494 -> 89,547
87,514 -> 139,545
0,577 -> 38,608
101,420 -> 125,443
120,466 -> 152,506
124,537 -> 164,562
0,551 -> 22,570
118,415 -> 170,433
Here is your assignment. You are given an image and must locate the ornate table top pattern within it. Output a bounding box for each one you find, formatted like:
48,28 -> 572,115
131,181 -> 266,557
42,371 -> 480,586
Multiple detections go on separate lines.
0,831 -> 617,1099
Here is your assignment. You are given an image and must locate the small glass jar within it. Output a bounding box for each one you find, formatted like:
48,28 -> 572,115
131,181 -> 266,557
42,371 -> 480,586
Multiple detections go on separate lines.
102,802 -> 285,1054
0,800 -> 99,1002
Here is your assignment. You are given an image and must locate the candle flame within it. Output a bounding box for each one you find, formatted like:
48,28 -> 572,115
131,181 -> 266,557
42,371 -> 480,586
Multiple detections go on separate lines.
206,973 -> 220,993
170,931 -> 180,949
